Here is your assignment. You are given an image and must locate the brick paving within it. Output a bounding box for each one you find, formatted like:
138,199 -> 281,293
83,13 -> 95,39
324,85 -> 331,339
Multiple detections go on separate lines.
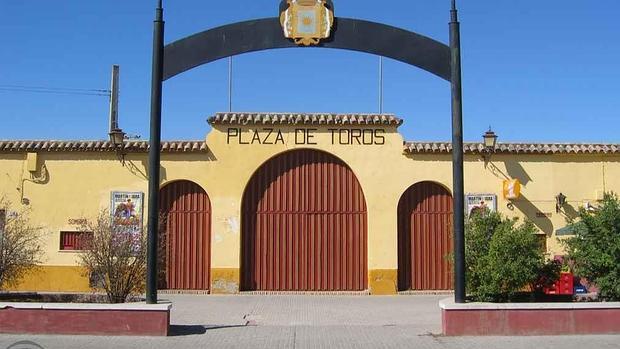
0,295 -> 619,349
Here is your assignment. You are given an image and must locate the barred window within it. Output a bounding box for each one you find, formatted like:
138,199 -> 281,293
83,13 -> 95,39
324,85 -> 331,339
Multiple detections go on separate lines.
59,231 -> 92,251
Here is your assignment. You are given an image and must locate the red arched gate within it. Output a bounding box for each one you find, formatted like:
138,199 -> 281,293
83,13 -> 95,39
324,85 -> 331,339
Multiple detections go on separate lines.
242,150 -> 368,291
398,181 -> 454,291
159,180 -> 211,290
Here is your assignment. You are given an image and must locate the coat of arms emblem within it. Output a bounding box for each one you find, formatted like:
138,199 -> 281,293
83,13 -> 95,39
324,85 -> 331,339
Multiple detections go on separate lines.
280,0 -> 335,46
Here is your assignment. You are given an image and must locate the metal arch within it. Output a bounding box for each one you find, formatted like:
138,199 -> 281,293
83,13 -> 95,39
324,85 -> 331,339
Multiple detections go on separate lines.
163,17 -> 451,82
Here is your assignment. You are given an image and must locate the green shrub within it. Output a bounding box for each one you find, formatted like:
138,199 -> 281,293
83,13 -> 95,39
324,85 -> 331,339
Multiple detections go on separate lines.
532,259 -> 563,294
564,193 -> 620,301
465,211 -> 552,302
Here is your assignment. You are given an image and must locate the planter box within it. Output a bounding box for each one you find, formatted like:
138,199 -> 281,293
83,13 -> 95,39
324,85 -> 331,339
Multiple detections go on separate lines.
0,302 -> 171,336
440,298 -> 620,336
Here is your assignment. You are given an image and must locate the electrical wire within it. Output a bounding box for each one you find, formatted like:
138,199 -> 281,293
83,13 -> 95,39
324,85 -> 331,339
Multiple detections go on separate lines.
0,84 -> 110,97
0,88 -> 110,97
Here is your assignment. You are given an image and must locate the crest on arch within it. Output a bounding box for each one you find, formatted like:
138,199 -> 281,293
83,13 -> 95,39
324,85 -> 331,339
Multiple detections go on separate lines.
279,0 -> 335,46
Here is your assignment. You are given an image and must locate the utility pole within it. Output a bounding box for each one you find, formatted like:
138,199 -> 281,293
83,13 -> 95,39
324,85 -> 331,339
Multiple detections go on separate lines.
109,65 -> 120,132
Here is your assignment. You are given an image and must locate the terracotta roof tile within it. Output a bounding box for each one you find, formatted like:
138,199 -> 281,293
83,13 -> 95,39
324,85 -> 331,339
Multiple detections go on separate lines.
2,139 -> 617,155
0,140 -> 207,153
208,112 -> 403,126
403,142 -> 620,155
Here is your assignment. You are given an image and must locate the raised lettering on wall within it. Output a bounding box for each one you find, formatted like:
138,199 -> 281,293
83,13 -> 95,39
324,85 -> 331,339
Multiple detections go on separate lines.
226,128 -> 386,146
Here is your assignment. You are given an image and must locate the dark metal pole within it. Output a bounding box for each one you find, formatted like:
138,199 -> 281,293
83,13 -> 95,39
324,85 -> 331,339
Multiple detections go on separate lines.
450,0 -> 466,303
228,56 -> 233,112
379,56 -> 384,114
146,0 -> 165,305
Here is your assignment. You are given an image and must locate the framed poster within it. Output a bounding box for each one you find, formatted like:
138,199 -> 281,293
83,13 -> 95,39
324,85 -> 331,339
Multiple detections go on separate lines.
110,191 -> 144,234
465,194 -> 497,216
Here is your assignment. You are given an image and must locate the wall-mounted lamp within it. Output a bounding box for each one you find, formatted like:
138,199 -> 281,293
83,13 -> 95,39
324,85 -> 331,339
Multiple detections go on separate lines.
109,128 -> 126,165
556,193 -> 567,213
482,127 -> 498,164
109,128 -> 125,146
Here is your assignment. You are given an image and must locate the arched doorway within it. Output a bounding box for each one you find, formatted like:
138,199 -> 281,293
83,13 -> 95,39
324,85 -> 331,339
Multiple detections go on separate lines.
398,181 -> 453,291
241,149 -> 367,291
159,180 -> 211,290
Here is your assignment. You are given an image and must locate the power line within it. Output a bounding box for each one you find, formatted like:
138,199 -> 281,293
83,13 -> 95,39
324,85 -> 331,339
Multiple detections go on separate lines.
0,84 -> 110,93
0,88 -> 110,97
0,84 -> 110,97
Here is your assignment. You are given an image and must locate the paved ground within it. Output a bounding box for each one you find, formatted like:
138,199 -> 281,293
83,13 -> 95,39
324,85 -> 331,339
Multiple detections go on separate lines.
1,294 -> 619,349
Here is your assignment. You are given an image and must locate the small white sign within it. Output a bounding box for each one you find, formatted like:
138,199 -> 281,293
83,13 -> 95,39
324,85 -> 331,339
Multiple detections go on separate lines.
465,194 -> 497,216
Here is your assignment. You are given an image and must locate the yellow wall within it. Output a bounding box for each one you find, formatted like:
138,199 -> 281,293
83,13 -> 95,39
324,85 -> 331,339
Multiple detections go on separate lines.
6,266 -> 90,292
1,126 -> 618,293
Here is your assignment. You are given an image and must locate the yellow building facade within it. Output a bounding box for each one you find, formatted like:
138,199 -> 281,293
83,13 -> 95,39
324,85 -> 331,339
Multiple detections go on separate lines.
1,113 -> 618,295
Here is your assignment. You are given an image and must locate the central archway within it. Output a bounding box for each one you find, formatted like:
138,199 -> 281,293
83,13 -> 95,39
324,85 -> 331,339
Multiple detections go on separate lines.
241,149 -> 368,291
145,1 -> 467,303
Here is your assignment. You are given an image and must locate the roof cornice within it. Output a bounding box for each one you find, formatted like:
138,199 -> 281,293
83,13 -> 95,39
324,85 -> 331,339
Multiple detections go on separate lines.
0,140 -> 207,153
1,140 -> 617,155
208,112 -> 403,126
404,142 -> 620,155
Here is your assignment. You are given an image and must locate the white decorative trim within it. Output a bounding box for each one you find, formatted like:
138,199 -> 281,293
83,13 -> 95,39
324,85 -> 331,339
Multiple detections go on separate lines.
439,297 -> 620,310
0,302 -> 172,311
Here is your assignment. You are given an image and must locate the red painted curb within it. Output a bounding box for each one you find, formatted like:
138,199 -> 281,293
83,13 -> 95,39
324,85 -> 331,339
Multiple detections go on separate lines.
0,307 -> 170,336
442,308 -> 620,336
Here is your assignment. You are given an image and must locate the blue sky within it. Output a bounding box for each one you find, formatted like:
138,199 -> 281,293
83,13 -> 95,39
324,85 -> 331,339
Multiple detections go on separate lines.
1,0 -> 618,142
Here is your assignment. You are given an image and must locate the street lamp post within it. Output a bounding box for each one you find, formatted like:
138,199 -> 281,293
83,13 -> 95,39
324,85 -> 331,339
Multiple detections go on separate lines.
450,0 -> 466,304
146,0 -> 165,305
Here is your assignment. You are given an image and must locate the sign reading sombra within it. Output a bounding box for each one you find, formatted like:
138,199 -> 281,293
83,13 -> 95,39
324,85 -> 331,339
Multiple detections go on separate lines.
280,0 -> 334,46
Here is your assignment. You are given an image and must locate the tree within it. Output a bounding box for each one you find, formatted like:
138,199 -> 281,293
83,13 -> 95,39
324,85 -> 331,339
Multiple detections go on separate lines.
465,210 -> 552,302
564,193 -> 620,301
0,198 -> 44,290
78,209 -> 147,303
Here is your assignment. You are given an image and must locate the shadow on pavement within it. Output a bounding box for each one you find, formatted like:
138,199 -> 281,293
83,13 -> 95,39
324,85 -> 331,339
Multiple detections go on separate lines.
169,324 -> 247,336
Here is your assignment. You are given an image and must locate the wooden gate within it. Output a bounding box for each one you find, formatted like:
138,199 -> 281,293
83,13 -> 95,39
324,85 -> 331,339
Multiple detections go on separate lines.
241,150 -> 368,291
159,180 -> 211,290
398,181 -> 453,291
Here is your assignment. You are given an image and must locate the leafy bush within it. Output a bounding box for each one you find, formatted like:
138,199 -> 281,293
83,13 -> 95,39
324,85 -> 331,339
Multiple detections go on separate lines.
564,193 -> 620,301
465,211 -> 554,302
78,210 -> 147,303
532,259 -> 563,295
0,199 -> 44,290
